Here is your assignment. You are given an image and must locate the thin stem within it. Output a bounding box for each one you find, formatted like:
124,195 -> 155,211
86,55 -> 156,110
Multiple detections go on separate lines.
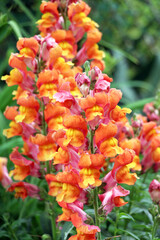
51,211 -> 57,240
93,187 -> 101,240
90,129 -> 94,154
49,200 -> 57,240
114,208 -> 119,239
91,128 -> 101,240
151,205 -> 159,239
124,186 -> 134,230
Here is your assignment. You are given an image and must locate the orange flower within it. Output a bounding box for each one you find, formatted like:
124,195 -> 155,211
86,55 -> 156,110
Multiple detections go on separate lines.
46,170 -> 80,203
9,148 -> 38,181
79,92 -> 108,121
15,92 -> 40,124
30,134 -> 57,161
1,68 -> 23,86
37,1 -> 59,35
52,30 -> 77,59
95,122 -> 123,157
68,1 -> 97,31
17,37 -> 39,59
59,76 -> 82,97
9,54 -> 27,75
8,182 -> 40,200
119,138 -> 141,171
113,150 -> 137,185
3,121 -> 23,139
68,224 -> 100,240
54,147 -> 70,165
4,106 -> 19,120
110,106 -> 132,123
90,59 -> 105,71
63,115 -> 88,147
78,153 -> 105,188
107,88 -> 122,112
87,44 -> 104,60
45,103 -> 70,131
37,69 -> 59,98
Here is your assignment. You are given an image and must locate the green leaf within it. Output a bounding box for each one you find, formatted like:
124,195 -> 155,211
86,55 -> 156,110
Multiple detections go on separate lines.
123,97 -> 155,109
42,234 -> 52,240
0,138 -> 23,155
100,40 -> 139,64
105,236 -> 121,240
118,212 -> 134,221
0,25 -> 11,43
0,85 -> 16,112
112,80 -> 153,92
0,14 -> 8,27
119,229 -> 140,240
130,208 -> 153,224
0,230 -> 9,238
8,20 -> 22,39
114,54 -> 138,102
61,222 -> 74,240
13,0 -> 36,23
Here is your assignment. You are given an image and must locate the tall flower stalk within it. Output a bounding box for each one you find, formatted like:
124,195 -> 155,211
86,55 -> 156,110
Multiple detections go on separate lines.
4,1 -> 159,240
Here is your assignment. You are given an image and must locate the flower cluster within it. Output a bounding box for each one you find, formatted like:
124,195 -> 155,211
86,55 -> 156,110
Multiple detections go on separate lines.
0,1 -> 143,239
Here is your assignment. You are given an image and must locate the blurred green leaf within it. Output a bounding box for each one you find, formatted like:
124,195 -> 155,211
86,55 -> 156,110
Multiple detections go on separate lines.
118,212 -> 134,221
0,25 -> 11,43
0,13 -> 8,27
119,229 -> 140,240
13,0 -> 37,23
0,85 -> 16,112
124,97 -> 155,109
100,40 -> 139,64
8,20 -> 22,39
0,138 -> 23,154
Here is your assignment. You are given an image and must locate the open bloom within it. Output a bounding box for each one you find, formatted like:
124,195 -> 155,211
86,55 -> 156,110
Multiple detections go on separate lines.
45,169 -> 81,203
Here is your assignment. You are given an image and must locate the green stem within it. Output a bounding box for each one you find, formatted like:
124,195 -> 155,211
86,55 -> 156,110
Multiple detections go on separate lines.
90,128 -> 101,239
93,187 -> 101,240
114,208 -> 119,239
51,211 -> 57,240
90,129 -> 94,154
49,200 -> 57,240
41,100 -> 51,174
124,186 -> 134,230
151,205 -> 159,239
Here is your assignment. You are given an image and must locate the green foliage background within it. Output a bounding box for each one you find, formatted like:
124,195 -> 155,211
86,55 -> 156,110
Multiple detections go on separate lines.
0,0 -> 160,239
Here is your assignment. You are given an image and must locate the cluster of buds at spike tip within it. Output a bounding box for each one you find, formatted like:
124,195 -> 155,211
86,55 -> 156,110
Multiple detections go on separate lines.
4,0 -> 160,239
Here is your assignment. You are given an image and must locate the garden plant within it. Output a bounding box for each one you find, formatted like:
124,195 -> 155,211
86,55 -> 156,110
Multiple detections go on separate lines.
0,0 -> 160,240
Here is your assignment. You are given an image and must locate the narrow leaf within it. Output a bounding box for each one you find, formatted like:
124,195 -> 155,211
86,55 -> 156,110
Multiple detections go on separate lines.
119,212 -> 134,221
13,0 -> 36,23
8,20 -> 22,39
119,229 -> 140,240
124,97 -> 155,109
100,40 -> 139,64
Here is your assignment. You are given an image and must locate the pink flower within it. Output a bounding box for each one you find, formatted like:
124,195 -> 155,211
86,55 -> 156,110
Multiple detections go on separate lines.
0,157 -> 12,188
99,185 -> 129,215
149,179 -> 160,204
